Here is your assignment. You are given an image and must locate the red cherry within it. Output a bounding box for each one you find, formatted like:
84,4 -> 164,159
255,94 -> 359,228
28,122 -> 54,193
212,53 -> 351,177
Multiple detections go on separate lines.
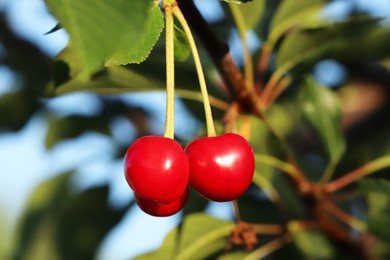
185,133 -> 255,202
124,136 -> 189,204
135,187 -> 189,217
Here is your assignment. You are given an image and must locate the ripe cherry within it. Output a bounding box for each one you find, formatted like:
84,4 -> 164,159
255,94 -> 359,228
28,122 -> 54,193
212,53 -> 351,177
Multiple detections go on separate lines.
185,133 -> 255,202
124,136 -> 189,204
135,187 -> 189,217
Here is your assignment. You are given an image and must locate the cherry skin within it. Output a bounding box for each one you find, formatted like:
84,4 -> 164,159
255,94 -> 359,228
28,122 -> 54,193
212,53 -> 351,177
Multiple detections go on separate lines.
185,133 -> 255,202
135,187 -> 189,217
124,136 -> 189,204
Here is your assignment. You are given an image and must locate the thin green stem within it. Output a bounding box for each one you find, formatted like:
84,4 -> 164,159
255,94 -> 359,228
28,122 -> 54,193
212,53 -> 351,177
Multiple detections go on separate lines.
255,154 -> 302,181
325,155 -> 390,193
255,154 -> 312,193
173,6 -> 216,137
243,233 -> 292,260
163,5 -> 175,139
229,3 -> 254,90
175,89 -> 229,111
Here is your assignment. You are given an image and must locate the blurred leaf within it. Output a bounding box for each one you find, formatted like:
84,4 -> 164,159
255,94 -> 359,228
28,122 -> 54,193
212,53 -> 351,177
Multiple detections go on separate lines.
44,0 -> 151,76
364,189 -> 390,242
291,228 -> 335,259
275,28 -> 341,71
175,214 -> 234,260
45,115 -> 111,149
0,92 -> 40,131
12,172 -> 74,260
237,0 -> 265,30
335,26 -> 390,62
259,166 -> 306,218
358,178 -> 390,196
105,3 -> 164,66
135,213 -> 234,260
367,216 -> 390,241
269,0 -> 326,43
174,25 -> 191,62
55,185 -> 131,260
300,77 -> 346,166
276,16 -> 380,70
13,172 -> 131,260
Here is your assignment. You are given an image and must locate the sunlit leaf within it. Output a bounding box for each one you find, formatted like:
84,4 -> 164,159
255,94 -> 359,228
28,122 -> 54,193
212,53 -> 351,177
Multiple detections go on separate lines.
237,0 -> 265,30
44,0 -> 151,76
291,228 -> 335,259
300,77 -> 346,165
135,213 -> 234,260
105,3 -> 164,66
269,0 -> 326,43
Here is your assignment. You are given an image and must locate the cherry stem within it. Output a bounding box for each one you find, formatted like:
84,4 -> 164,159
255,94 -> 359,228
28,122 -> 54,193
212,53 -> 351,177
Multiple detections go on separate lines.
173,6 -> 217,137
163,3 -> 175,139
324,155 -> 390,193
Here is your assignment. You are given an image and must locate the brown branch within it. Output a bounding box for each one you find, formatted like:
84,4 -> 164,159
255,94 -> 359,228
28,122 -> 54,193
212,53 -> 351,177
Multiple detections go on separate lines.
177,0 -> 263,118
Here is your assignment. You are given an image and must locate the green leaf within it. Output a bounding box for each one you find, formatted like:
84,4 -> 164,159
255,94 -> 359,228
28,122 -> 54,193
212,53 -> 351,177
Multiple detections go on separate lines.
53,66 -> 164,96
175,214 -> 234,260
358,178 -> 390,196
135,213 -> 234,260
12,172 -> 131,260
12,172 -> 74,260
275,28 -> 342,72
55,185 -> 131,260
105,3 -> 164,66
269,0 -> 326,43
300,77 -> 346,165
275,16 -> 380,71
291,228 -> 335,259
237,0 -> 265,30
0,92 -> 40,131
45,115 -> 111,149
174,25 -> 191,62
367,216 -> 390,241
45,0 -> 151,76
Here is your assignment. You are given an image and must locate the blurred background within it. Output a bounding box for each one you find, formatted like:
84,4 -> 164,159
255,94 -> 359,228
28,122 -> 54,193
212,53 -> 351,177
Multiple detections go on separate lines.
1,0 -> 390,259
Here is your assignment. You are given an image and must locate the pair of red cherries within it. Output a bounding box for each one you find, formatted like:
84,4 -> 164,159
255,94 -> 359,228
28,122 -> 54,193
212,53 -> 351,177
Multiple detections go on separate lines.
124,133 -> 255,217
